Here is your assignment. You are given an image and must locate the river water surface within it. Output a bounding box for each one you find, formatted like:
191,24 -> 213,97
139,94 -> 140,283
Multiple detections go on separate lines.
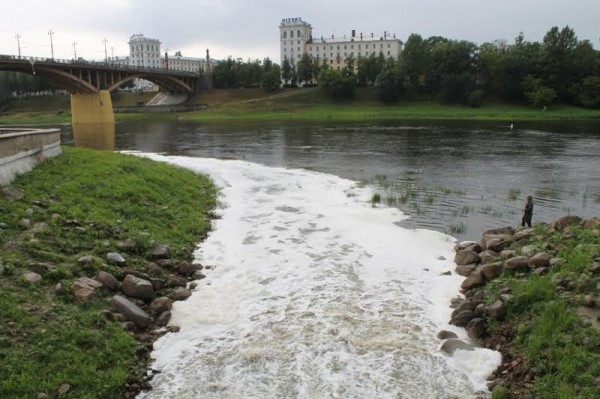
66,120 -> 600,398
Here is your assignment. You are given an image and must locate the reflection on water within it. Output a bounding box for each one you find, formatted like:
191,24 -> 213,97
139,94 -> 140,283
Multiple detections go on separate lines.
63,119 -> 600,239
72,123 -> 115,150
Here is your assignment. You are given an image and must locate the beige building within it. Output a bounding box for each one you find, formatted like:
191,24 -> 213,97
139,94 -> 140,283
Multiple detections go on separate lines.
279,17 -> 403,70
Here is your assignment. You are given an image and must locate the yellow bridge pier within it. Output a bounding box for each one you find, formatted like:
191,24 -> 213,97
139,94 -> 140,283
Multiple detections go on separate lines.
70,90 -> 116,150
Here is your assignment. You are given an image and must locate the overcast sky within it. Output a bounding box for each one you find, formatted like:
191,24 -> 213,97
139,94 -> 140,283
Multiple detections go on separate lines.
1,0 -> 598,63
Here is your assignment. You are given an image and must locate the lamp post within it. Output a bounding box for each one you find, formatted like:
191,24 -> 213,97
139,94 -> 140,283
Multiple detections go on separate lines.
48,30 -> 54,60
72,41 -> 77,60
103,38 -> 108,62
15,33 -> 21,58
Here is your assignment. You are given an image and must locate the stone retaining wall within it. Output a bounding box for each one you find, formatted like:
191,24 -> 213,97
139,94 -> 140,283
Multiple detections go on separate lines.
0,128 -> 62,186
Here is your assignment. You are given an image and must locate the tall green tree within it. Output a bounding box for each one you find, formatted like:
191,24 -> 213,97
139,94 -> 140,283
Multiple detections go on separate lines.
400,34 -> 429,94
281,58 -> 292,85
297,53 -> 314,85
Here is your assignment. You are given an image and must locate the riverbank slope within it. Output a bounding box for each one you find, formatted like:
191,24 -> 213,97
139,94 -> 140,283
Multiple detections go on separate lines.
1,88 -> 600,124
0,147 -> 217,398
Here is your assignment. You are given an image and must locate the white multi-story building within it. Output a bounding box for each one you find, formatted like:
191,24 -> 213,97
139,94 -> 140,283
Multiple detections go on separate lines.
279,17 -> 403,70
128,34 -> 162,68
126,34 -> 211,74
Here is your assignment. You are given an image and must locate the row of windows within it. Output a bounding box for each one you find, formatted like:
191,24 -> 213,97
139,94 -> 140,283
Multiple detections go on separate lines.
131,44 -> 159,52
282,40 -> 303,45
282,30 -> 304,39
284,50 -> 393,63
308,43 -> 391,51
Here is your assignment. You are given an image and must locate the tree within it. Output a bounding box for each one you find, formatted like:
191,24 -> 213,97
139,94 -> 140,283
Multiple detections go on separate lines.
317,69 -> 355,99
523,76 -> 556,108
261,58 -> 281,91
297,53 -> 313,85
375,67 -> 405,104
400,34 -> 429,95
281,58 -> 292,85
577,76 -> 600,108
343,54 -> 356,78
542,26 -> 579,98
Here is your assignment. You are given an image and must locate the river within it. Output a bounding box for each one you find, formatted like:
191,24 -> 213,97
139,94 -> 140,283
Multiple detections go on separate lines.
67,120 -> 600,398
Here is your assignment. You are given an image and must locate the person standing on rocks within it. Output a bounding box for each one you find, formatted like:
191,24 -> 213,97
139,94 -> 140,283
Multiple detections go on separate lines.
521,195 -> 533,227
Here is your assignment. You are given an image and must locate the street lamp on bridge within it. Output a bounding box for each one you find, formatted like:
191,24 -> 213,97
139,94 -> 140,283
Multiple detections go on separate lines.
15,33 -> 21,58
48,30 -> 55,60
72,41 -> 77,60
103,38 -> 108,62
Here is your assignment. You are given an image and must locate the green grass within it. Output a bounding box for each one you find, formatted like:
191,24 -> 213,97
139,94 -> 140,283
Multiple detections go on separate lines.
2,88 -> 600,125
479,222 -> 600,398
0,146 -> 217,398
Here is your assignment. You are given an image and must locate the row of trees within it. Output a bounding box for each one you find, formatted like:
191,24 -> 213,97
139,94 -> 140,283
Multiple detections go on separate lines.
315,26 -> 600,108
212,57 -> 281,90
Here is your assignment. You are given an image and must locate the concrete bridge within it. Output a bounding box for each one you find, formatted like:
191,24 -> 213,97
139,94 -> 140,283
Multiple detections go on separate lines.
0,55 -> 210,124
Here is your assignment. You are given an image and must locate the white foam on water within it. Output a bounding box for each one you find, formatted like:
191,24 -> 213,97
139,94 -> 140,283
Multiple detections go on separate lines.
134,154 -> 500,399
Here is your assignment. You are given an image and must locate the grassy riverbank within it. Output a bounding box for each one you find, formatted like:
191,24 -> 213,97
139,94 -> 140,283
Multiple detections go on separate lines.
464,221 -> 600,398
0,147 -> 216,398
1,88 -> 600,125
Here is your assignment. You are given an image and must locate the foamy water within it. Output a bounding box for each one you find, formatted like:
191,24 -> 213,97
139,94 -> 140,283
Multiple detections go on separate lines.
135,154 -> 500,399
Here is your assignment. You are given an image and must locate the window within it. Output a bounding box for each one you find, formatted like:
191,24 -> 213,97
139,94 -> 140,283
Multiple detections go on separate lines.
291,31 -> 294,38
283,31 -> 287,39
387,43 -> 390,48
297,30 -> 301,37
297,40 -> 300,45
366,44 -> 369,49
387,51 -> 390,55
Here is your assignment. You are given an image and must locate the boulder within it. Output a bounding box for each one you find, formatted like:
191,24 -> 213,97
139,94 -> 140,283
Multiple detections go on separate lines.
478,249 -> 498,264
122,274 -> 154,301
451,299 -> 482,318
77,255 -> 96,266
461,274 -> 484,291
466,318 -> 486,339
483,226 -> 515,236
499,249 -> 517,259
520,245 -> 537,257
155,311 -> 172,327
171,287 -> 192,301
482,234 -> 512,250
479,262 -> 503,282
177,261 -> 200,277
454,249 -> 480,266
167,274 -> 187,287
112,295 -> 150,329
554,215 -> 583,231
455,241 -> 479,252
116,239 -> 138,252
455,263 -> 478,277
449,310 -> 475,327
96,271 -> 118,289
152,245 -> 171,259
513,228 -> 534,240
0,187 -> 25,200
149,297 -> 173,316
582,217 -> 600,229
504,256 -> 529,271
488,300 -> 507,321
22,272 -> 42,284
71,280 -> 96,301
437,330 -> 458,340
106,252 -> 126,265
440,338 -> 475,354
529,252 -> 551,268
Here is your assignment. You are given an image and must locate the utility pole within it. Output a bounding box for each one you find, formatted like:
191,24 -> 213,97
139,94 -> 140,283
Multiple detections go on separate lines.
15,33 -> 21,58
72,41 -> 77,60
48,30 -> 54,59
103,38 -> 108,62
110,46 -> 115,60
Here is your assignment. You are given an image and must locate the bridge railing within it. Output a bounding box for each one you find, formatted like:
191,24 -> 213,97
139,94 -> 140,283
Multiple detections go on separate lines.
0,54 -> 201,76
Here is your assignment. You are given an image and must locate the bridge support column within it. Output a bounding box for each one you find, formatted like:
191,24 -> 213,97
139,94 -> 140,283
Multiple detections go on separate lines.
70,90 -> 114,125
